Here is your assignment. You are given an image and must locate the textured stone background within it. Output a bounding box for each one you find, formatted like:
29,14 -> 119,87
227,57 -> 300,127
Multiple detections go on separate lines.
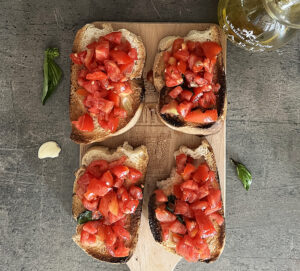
0,0 -> 299,270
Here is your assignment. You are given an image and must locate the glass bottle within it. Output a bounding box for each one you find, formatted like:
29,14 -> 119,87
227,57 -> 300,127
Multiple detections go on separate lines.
218,0 -> 300,52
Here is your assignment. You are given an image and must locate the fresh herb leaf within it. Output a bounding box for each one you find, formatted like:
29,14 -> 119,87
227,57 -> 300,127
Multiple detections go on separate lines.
168,195 -> 176,204
231,158 -> 252,191
42,48 -> 62,105
176,214 -> 185,225
77,210 -> 92,224
166,204 -> 174,213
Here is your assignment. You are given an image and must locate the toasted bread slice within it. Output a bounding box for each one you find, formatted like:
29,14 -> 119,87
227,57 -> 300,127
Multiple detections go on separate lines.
70,23 -> 146,144
148,139 -> 225,263
153,25 -> 227,135
72,142 -> 149,263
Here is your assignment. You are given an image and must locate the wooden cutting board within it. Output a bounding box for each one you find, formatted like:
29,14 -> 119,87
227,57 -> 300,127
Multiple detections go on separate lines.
80,22 -> 226,271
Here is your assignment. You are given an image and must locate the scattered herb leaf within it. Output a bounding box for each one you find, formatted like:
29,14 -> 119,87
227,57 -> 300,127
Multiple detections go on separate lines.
77,210 -> 92,224
168,195 -> 176,203
176,215 -> 185,225
42,48 -> 62,105
166,204 -> 174,213
231,158 -> 252,191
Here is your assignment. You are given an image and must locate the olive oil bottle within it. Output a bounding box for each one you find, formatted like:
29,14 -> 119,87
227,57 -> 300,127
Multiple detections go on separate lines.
218,0 -> 300,51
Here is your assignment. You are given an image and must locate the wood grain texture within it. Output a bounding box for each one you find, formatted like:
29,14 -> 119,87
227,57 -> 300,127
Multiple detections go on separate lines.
79,22 -> 226,271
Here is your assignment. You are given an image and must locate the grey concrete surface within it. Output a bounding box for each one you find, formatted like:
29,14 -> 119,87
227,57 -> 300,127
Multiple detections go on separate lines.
0,0 -> 299,270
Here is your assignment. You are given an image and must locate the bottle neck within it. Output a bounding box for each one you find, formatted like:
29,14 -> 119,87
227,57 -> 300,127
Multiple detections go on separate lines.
263,0 -> 300,29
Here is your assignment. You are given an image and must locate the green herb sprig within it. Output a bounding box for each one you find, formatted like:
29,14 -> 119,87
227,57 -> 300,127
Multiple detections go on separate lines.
231,158 -> 252,191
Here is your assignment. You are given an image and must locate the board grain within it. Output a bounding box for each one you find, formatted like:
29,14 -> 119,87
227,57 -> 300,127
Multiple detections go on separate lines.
79,22 -> 226,271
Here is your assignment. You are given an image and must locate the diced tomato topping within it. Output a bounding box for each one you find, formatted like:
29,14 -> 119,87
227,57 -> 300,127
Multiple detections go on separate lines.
172,38 -> 184,53
129,185 -> 143,200
160,100 -> 179,115
86,160 -> 109,178
177,60 -> 187,74
205,201 -> 222,215
184,109 -> 218,124
192,163 -> 210,183
76,88 -> 89,97
155,208 -> 177,223
209,212 -> 224,226
128,48 -> 138,60
104,226 -> 117,246
80,230 -> 96,244
181,189 -> 198,203
86,71 -> 107,80
177,101 -> 193,118
113,107 -> 127,118
181,163 -> 196,180
176,237 -> 200,262
82,197 -> 99,211
127,167 -> 143,183
100,170 -> 114,187
174,50 -> 189,62
180,90 -> 193,101
108,156 -> 127,168
176,153 -> 187,174
174,200 -> 190,216
190,200 -> 208,211
201,42 -> 222,59
104,60 -> 123,82
108,92 -> 120,107
72,113 -> 94,132
195,210 -> 216,238
83,221 -> 100,234
112,225 -> 131,240
207,189 -> 221,208
110,50 -> 133,65
84,178 -> 111,200
111,165 -> 129,179
197,183 -> 209,200
170,220 -> 187,235
199,91 -> 216,109
104,32 -> 122,44
155,189 -> 168,203
168,86 -> 183,99
173,184 -> 183,199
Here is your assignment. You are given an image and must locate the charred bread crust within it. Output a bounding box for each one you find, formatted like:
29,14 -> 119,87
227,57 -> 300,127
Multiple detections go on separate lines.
148,139 -> 225,262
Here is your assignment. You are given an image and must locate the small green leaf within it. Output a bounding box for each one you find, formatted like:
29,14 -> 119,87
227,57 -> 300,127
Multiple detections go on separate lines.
176,214 -> 185,225
77,210 -> 92,224
231,158 -> 252,191
42,48 -> 63,105
167,195 -> 176,204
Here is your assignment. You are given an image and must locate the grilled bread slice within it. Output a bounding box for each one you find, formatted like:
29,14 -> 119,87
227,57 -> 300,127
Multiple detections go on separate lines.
148,139 -> 225,262
153,25 -> 227,135
72,142 -> 149,263
70,23 -> 146,144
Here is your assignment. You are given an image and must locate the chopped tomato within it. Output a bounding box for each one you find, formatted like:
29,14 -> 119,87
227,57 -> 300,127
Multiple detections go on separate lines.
209,212 -> 224,226
181,180 -> 199,191
129,185 -> 143,200
114,178 -> 124,188
107,113 -> 119,132
107,191 -> 119,216
180,90 -> 193,101
173,184 -> 183,199
87,159 -> 109,178
207,189 -> 221,208
104,31 -> 122,44
128,48 -> 138,60
176,238 -> 200,262
194,76 -> 207,86
174,200 -> 190,216
107,239 -> 130,257
192,163 -> 210,183
104,226 -> 117,246
86,71 -> 107,80
95,40 -> 109,62
201,41 -> 222,59
114,40 -> 131,52
70,51 -> 86,65
84,49 -> 94,70
177,60 -> 187,74
155,189 -> 168,203
124,199 -> 139,214
113,107 -> 127,118
177,101 -> 193,118
163,51 -> 171,63
170,220 -> 187,235
194,42 -> 204,57
80,230 -> 96,244
104,60 -> 123,82
176,153 -> 187,174
127,167 -> 142,183
172,38 -> 184,53
168,56 -> 177,65
188,54 -> 198,70
184,109 -> 218,124
181,189 -> 198,203
185,219 -> 198,238
160,222 -> 172,241
199,91 -> 216,109
83,221 -> 100,234
155,208 -> 177,223
174,50 -> 189,62
96,223 -> 106,241
169,86 -> 183,99
111,165 -> 129,179
108,92 -> 120,107
181,163 -> 196,180
160,100 -> 179,115
112,225 -> 131,240
119,62 -> 134,76
100,170 -> 114,187
190,200 -> 208,211
110,50 -> 133,65
204,71 -> 213,83
205,201 -> 222,215
172,232 -> 183,243
76,88 -> 89,97
197,183 -> 209,199
82,197 -> 99,211
72,113 -> 94,132
194,210 -> 216,238
187,41 -> 196,51
117,186 -> 129,202
98,192 -> 110,218
208,170 -> 216,182
84,178 -> 111,200
108,156 -> 127,168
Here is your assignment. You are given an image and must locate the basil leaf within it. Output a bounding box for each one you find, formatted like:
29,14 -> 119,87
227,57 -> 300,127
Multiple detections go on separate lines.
176,214 -> 185,225
166,204 -> 174,213
231,159 -> 252,191
42,48 -> 62,105
168,195 -> 176,203
77,210 -> 92,224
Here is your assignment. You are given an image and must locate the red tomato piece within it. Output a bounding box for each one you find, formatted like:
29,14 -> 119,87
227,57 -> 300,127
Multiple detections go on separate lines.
173,184 -> 183,199
107,239 -> 130,257
108,191 -> 119,216
197,182 -> 209,199
180,180 -> 199,191
184,109 -> 218,124
207,189 -> 221,208
82,197 -> 99,211
180,90 -> 193,101
172,232 -> 182,243
114,40 -> 131,52
113,178 -> 124,188
172,38 -> 184,53
104,31 -> 122,44
110,50 -> 133,65
72,113 -> 94,132
83,221 -> 100,234
205,201 -> 222,215
174,200 -> 190,216
194,42 -> 204,57
104,226 -> 117,246
155,208 -> 177,223
201,42 -> 222,59
86,71 -> 107,81
177,101 -> 193,118
129,185 -> 143,200
124,199 -> 139,214
188,54 -> 198,70
128,48 -> 138,60
170,220 -> 187,235
108,156 -> 127,168
204,71 -> 213,83
96,223 -> 106,241
107,113 -> 119,132
209,212 -> 224,226
84,178 -> 111,200
160,222 -> 172,241
168,86 -> 183,99
192,163 -> 210,183
113,107 -> 127,118
117,186 -> 129,202
176,238 -> 200,262
163,51 -> 171,63
100,170 -> 114,187
199,91 -> 216,109
95,40 -> 109,62
176,153 -> 187,174
104,60 -> 123,82
99,193 -> 110,218
187,41 -> 196,52
80,230 -> 96,244
86,160 -> 109,178
185,219 -> 198,238
195,210 -> 216,238
181,163 -> 196,180
208,170 -> 216,183
190,200 -> 208,211
181,189 -> 198,203
190,87 -> 204,103
112,225 -> 131,240
111,165 -> 129,179
84,49 -> 94,70
108,91 -> 120,107
154,189 -> 168,203
76,88 -> 89,97
174,50 -> 189,62
160,100 -> 179,115
177,60 -> 187,74
70,51 -> 86,65
127,167 -> 142,183
119,61 -> 134,76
